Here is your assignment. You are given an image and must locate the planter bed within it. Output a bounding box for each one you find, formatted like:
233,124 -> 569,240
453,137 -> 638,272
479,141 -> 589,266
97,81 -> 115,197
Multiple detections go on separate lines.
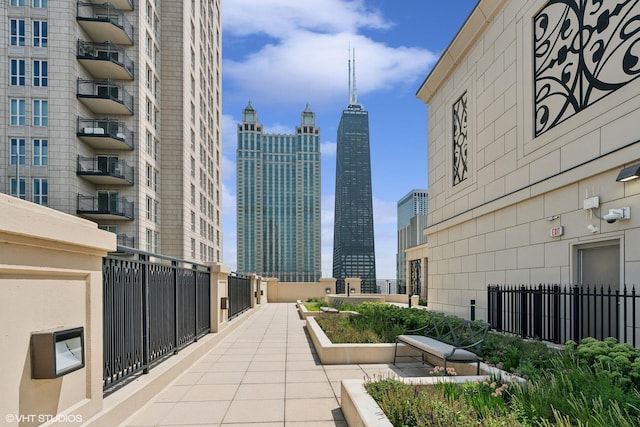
341,374 -> 524,427
306,316 -> 498,376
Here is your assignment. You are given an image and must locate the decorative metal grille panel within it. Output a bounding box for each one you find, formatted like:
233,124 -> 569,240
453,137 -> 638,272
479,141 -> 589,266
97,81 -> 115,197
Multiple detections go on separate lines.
410,259 -> 422,295
534,0 -> 640,136
453,92 -> 468,186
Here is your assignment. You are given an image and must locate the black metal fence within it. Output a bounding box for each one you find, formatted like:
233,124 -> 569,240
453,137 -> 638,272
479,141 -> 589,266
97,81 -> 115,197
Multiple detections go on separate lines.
228,272 -> 252,319
103,248 -> 210,393
488,284 -> 640,346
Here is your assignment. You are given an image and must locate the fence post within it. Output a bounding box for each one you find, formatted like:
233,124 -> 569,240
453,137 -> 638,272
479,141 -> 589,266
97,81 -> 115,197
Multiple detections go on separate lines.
553,285 -> 560,344
520,285 -> 528,338
534,284 -> 542,339
142,254 -> 150,374
572,285 -> 580,343
173,260 -> 179,354
208,262 -> 230,333
193,265 -> 198,342
470,299 -> 476,321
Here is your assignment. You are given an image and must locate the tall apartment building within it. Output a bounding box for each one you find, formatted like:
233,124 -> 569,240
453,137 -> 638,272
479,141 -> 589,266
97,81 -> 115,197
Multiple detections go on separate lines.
332,51 -> 377,293
396,189 -> 428,294
236,102 -> 321,282
1,0 -> 223,263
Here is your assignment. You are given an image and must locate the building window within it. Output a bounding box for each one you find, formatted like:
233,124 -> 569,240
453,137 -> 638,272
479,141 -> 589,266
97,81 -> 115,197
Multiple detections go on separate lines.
146,229 -> 153,252
146,65 -> 152,89
33,139 -> 48,165
191,238 -> 196,258
191,211 -> 196,231
452,91 -> 468,186
154,232 -> 159,253
33,0 -> 47,7
33,60 -> 48,86
11,0 -> 26,5
10,138 -> 26,165
33,21 -> 48,47
146,130 -> 152,154
10,19 -> 25,46
146,163 -> 152,187
33,99 -> 48,126
146,98 -> 152,122
10,99 -> 26,126
10,59 -> 26,86
146,196 -> 152,219
154,201 -> 159,224
10,178 -> 26,199
33,178 -> 48,205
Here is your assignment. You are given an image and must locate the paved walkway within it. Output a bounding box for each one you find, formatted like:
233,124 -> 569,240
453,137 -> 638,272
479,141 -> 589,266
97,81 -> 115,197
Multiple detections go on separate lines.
120,302 -> 430,426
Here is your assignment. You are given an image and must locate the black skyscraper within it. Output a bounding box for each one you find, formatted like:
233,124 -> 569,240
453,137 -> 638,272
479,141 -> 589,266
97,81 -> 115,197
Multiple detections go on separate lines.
332,50 -> 376,293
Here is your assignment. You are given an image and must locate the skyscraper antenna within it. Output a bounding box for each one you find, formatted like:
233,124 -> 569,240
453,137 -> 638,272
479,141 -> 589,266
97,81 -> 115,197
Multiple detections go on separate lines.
348,48 -> 358,106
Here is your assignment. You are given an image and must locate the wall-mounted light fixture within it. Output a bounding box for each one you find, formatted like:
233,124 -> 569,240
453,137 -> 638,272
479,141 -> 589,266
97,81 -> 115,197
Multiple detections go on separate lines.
31,327 -> 84,379
616,164 -> 640,182
325,288 -> 331,294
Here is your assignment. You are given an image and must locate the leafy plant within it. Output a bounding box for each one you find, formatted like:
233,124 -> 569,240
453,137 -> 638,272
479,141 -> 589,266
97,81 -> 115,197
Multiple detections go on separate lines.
365,377 -> 522,426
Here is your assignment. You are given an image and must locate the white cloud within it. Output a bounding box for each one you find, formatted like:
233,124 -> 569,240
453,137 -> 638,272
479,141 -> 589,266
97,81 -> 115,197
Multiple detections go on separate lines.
222,0 -> 438,110
223,0 -> 390,38
321,141 -> 337,157
224,32 -> 436,109
263,124 -> 294,135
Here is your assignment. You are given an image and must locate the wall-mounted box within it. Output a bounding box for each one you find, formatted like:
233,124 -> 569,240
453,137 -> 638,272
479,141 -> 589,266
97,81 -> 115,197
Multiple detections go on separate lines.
31,327 -> 85,379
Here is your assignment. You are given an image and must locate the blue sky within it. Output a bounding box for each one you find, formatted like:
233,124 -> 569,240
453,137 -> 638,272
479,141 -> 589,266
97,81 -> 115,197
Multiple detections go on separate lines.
220,0 -> 479,279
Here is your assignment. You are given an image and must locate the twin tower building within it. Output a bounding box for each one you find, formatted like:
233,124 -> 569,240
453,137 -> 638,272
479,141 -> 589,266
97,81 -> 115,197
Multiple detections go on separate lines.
236,55 -> 377,292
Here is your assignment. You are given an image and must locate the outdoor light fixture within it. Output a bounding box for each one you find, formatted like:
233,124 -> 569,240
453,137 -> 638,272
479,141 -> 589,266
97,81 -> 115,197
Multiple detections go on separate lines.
616,164 -> 640,182
325,288 -> 331,294
31,327 -> 84,379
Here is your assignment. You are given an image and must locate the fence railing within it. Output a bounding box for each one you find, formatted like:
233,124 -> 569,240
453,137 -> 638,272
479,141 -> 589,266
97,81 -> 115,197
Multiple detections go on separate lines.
228,273 -> 251,320
103,247 -> 210,394
488,284 -> 640,347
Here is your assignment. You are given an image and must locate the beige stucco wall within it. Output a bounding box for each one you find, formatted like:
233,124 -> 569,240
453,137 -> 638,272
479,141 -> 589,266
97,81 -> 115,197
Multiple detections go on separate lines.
0,194 -> 116,426
266,278 -> 337,302
418,0 -> 640,319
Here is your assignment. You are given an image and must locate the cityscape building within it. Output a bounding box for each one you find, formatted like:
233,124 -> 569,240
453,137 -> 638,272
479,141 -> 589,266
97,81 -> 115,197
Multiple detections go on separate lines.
397,189 -> 428,294
1,0 -> 223,262
236,102 -> 321,282
332,50 -> 377,293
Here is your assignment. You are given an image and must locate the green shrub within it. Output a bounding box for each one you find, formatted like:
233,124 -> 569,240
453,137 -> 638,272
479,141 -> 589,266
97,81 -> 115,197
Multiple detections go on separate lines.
509,353 -> 640,425
365,377 -> 522,426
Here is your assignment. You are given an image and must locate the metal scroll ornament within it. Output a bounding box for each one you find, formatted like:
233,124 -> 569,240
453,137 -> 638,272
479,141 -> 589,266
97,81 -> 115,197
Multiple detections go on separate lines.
453,92 -> 468,185
534,0 -> 640,136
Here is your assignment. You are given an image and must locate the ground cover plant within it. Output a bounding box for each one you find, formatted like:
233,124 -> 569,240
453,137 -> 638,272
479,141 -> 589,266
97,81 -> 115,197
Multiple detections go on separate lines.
365,375 -> 521,426
301,297 -> 324,311
315,302 -> 640,425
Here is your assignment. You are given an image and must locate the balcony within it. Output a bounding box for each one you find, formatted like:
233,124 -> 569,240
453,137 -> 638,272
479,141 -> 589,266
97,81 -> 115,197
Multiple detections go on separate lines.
77,155 -> 134,185
77,79 -> 134,115
77,193 -> 134,221
77,117 -> 133,150
77,3 -> 134,46
77,41 -> 134,80
86,0 -> 134,12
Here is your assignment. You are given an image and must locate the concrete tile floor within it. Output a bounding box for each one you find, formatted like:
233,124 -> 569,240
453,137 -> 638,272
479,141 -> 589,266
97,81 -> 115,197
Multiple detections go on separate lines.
121,303 -> 431,426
